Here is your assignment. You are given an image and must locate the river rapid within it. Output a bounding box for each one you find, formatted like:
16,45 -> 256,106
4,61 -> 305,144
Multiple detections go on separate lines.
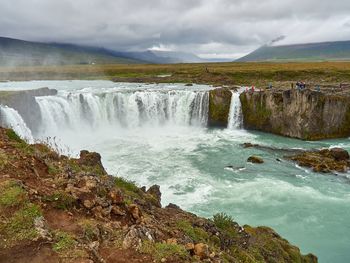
1,80 -> 350,263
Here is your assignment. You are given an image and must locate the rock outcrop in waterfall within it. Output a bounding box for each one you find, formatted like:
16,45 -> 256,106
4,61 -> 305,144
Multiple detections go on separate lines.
208,87 -> 232,127
240,89 -> 350,140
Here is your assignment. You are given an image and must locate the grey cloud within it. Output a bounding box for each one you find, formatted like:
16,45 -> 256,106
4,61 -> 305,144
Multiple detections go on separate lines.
0,0 -> 349,58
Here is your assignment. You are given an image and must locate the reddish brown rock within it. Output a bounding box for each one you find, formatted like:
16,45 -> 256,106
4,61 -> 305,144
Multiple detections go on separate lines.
194,243 -> 209,259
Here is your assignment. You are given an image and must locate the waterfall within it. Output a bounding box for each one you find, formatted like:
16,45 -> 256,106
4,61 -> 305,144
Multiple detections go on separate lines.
228,89 -> 243,129
35,90 -> 209,135
0,105 -> 34,143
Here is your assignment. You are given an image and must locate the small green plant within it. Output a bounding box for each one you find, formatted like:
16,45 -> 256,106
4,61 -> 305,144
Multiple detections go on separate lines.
140,241 -> 189,261
47,164 -> 60,175
213,213 -> 235,230
0,181 -> 26,207
6,129 -> 23,143
79,219 -> 98,241
114,177 -> 139,193
213,213 -> 237,238
43,191 -> 75,210
176,220 -> 209,242
53,231 -> 76,252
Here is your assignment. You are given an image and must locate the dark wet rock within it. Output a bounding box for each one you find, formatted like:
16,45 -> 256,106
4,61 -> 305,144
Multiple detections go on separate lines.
247,156 -> 264,164
166,203 -> 181,210
225,165 -> 245,171
287,148 -> 350,173
242,142 -> 254,148
329,147 -> 350,161
146,184 -> 162,208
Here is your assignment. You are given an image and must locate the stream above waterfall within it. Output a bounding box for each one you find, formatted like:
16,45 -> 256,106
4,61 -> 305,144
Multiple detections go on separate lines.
1,80 -> 350,263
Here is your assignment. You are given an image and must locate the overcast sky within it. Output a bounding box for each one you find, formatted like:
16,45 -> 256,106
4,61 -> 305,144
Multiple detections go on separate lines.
1,0 -> 350,59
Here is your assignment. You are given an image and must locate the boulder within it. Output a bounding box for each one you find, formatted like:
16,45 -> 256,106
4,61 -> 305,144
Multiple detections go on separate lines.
287,147 -> 350,173
146,184 -> 162,207
78,150 -> 106,174
185,243 -> 195,252
109,189 -> 124,204
194,243 -> 209,259
128,204 -> 143,223
330,148 -> 350,161
247,156 -> 264,164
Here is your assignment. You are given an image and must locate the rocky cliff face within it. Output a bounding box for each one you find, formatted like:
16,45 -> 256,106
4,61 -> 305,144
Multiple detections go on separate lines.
208,87 -> 232,127
0,88 -> 57,133
240,89 -> 350,140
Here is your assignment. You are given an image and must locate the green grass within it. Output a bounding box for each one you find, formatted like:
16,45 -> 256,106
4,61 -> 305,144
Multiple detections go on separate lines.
0,181 -> 26,207
6,129 -> 24,143
176,220 -> 209,243
140,241 -> 189,262
0,203 -> 42,245
43,191 -> 76,210
212,213 -> 237,238
114,177 -> 139,193
2,62 -> 350,87
47,163 -> 60,175
53,231 -> 76,252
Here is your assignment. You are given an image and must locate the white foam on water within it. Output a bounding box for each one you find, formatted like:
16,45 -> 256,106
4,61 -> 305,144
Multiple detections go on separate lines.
228,88 -> 244,129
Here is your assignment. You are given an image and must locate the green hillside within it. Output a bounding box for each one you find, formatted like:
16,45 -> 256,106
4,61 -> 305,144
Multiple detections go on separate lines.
237,41 -> 350,62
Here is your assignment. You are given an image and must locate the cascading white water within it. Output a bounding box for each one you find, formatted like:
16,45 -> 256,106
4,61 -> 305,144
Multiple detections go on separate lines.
228,89 -> 243,129
35,90 -> 209,135
0,105 -> 34,143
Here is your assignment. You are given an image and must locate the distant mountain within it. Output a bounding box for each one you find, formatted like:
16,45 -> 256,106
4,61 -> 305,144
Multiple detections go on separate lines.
0,37 -> 209,66
237,40 -> 350,62
0,37 -> 144,66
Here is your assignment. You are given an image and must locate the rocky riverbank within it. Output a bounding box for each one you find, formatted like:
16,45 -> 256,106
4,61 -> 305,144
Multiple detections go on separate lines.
239,88 -> 350,140
0,127 -> 317,263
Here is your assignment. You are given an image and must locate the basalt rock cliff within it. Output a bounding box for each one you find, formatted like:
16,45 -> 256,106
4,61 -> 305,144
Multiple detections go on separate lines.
240,89 -> 350,140
208,87 -> 232,127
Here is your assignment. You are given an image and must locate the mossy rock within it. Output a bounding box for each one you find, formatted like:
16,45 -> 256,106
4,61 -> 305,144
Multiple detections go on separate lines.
208,87 -> 232,127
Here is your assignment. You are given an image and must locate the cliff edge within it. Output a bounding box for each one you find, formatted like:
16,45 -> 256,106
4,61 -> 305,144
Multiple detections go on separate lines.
240,88 -> 350,140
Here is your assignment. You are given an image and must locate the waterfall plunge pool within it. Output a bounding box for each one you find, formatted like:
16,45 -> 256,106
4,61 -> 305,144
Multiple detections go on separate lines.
1,80 -> 350,263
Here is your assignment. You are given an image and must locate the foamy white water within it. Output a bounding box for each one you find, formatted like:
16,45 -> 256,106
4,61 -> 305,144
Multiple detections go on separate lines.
228,88 -> 244,129
0,80 -> 350,263
0,105 -> 34,143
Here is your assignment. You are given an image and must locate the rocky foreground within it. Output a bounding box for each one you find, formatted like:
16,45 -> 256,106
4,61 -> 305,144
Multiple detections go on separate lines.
0,127 -> 317,263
